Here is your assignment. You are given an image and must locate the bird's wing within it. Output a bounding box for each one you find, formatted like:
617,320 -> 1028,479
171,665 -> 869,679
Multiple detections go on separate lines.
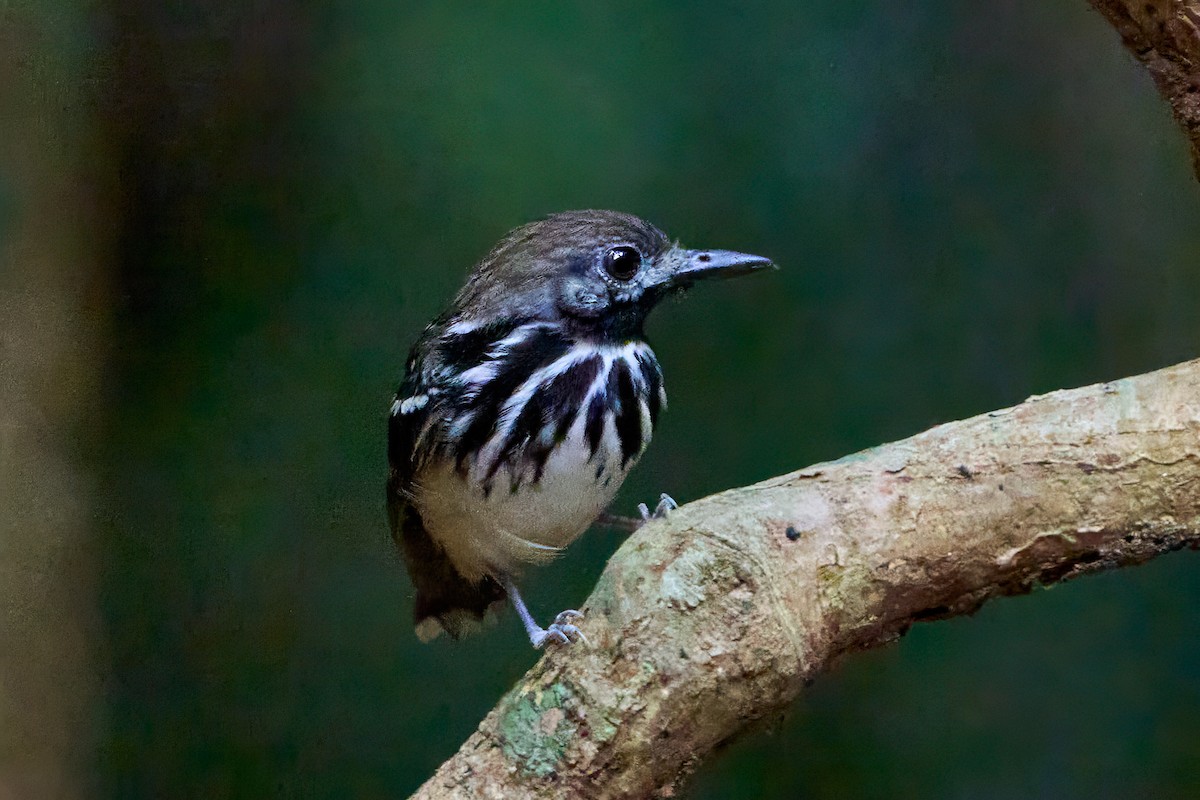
387,370 -> 505,640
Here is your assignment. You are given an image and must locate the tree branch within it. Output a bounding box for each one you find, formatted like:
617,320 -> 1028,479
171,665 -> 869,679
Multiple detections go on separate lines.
1088,0 -> 1200,179
410,7 -> 1200,795
413,359 -> 1200,799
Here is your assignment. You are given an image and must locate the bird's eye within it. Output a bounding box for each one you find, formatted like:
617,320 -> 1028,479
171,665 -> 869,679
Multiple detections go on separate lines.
603,246 -> 641,281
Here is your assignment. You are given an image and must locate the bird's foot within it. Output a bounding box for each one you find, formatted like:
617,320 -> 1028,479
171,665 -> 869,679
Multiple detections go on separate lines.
596,494 -> 678,532
505,580 -> 588,649
638,493 -> 678,522
529,609 -> 588,648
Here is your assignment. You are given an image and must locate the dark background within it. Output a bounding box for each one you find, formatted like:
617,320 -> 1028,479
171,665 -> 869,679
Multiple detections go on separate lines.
3,1 -> 1200,798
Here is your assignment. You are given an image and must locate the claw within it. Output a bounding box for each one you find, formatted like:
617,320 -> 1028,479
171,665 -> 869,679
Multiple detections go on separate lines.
639,493 -> 678,521
556,624 -> 589,645
505,579 -> 590,649
531,612 -> 589,648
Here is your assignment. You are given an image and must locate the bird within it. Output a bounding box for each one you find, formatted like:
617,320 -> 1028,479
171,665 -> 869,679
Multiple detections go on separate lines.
388,210 -> 773,648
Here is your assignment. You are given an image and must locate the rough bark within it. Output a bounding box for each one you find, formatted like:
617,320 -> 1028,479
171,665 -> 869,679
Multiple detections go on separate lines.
1088,0 -> 1200,179
413,358 -> 1200,799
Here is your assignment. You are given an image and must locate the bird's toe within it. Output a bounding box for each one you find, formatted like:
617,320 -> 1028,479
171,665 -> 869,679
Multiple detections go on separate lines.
639,493 -> 678,521
531,614 -> 589,648
554,623 -> 589,645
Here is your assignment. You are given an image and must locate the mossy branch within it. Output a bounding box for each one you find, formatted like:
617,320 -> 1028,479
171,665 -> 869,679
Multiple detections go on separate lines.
412,358 -> 1200,799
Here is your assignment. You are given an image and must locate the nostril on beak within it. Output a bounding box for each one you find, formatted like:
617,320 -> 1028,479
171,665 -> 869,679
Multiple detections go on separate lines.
697,253 -> 712,263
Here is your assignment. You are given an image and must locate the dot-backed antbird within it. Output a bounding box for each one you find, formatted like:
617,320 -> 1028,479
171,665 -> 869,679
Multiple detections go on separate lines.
388,210 -> 773,647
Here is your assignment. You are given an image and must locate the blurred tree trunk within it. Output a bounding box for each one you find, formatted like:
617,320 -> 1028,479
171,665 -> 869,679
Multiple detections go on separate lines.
0,3 -> 114,798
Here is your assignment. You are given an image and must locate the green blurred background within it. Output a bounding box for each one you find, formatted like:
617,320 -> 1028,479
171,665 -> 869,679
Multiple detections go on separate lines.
3,1 -> 1200,797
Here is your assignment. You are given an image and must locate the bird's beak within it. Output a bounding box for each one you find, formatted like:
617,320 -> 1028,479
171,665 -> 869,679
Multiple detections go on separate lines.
650,247 -> 776,293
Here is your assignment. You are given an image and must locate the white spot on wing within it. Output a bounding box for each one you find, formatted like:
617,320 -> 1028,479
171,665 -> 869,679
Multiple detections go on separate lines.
401,395 -> 428,414
392,394 -> 430,416
444,318 -> 484,335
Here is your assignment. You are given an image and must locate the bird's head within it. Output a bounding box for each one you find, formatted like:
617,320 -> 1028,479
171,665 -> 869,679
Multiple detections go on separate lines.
448,210 -> 774,339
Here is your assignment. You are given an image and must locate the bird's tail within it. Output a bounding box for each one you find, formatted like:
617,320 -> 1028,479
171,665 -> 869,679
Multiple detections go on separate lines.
394,513 -> 505,641
412,571 -> 505,642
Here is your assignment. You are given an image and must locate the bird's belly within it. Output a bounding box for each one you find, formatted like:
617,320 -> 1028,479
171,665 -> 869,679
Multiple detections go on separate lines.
415,418 -> 637,582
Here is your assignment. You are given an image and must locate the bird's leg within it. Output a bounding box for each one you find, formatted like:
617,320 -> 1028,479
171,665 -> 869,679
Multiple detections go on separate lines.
503,577 -> 587,649
597,493 -> 678,532
595,510 -> 641,532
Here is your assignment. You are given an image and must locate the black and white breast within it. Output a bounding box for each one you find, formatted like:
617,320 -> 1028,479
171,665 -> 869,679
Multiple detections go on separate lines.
405,322 -> 666,583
